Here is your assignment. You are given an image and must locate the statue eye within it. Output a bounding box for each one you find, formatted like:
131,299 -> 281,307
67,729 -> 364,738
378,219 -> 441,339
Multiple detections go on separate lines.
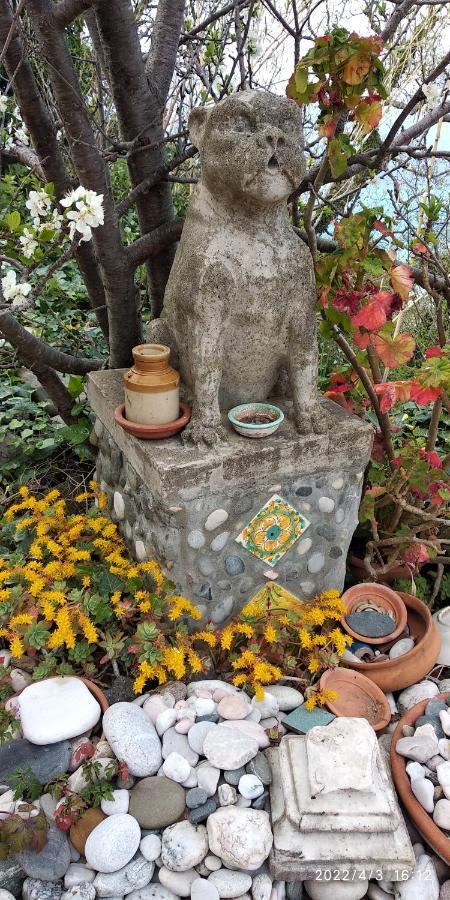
232,115 -> 252,133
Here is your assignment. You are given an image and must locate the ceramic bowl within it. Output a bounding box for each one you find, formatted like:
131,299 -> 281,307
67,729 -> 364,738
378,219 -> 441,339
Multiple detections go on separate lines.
228,403 -> 284,438
341,583 -> 407,645
114,402 -> 191,440
343,592 -> 441,692
391,693 -> 450,863
319,667 -> 391,733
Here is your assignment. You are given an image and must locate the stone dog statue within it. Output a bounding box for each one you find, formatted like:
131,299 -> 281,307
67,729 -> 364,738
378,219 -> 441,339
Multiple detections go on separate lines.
148,90 -> 325,446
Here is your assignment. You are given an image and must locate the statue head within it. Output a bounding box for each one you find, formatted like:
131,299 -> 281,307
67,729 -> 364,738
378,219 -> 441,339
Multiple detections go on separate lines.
189,90 -> 305,208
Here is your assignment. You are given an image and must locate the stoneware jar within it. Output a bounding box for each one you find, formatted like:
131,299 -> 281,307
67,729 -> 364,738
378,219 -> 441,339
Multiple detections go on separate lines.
433,606 -> 450,666
124,344 -> 180,426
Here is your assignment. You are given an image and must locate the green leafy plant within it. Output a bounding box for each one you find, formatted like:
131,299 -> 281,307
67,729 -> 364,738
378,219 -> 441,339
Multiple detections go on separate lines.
0,707 -> 20,745
10,767 -> 42,803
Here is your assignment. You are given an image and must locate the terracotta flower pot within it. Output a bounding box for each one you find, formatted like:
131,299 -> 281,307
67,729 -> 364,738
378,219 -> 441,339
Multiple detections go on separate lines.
391,693 -> 450,863
341,583 -> 407,645
319,667 -> 391,733
343,592 -> 441,692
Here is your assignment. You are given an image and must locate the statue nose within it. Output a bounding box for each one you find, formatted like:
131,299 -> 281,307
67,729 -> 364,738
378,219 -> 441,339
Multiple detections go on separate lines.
257,127 -> 286,150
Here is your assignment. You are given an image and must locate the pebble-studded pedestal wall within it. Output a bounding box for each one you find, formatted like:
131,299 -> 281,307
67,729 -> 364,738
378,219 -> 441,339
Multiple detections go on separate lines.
88,370 -> 374,623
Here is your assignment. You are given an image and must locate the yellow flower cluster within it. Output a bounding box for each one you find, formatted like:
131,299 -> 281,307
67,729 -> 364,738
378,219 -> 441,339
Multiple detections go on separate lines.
305,688 -> 339,711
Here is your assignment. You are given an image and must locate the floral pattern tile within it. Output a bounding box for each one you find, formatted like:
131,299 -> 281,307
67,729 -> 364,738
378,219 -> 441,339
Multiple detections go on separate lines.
235,494 -> 310,567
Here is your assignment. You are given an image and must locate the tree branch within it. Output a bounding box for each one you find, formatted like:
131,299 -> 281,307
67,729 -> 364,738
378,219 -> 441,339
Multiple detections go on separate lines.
54,0 -> 98,29
127,219 -> 184,269
0,143 -> 45,178
178,0 -> 249,44
146,0 -> 186,106
0,308 -> 104,374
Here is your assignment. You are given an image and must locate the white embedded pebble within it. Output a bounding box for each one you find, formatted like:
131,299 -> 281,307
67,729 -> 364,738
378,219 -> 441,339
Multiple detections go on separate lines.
182,769 -> 198,788
140,833 -> 161,862
263,685 -> 304,712
406,762 -> 426,780
398,681 -> 439,714
203,726 -> 258,770
211,532 -> 230,552
197,762 -> 220,796
238,774 -> 264,799
162,752 -> 191,783
113,491 -> 125,519
194,698 -> 216,717
64,864 -> 96,888
297,537 -> 312,556
252,873 -> 273,900
332,477 -> 344,490
251,693 -> 279,719
205,509 -> 229,531
85,813 -> 141,873
307,552 -> 325,574
161,820 -> 208,872
318,496 -> 335,513
188,530 -> 206,549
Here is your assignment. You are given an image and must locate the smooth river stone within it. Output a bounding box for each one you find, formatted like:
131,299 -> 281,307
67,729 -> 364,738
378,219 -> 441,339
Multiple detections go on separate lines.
263,685 -> 304,712
217,694 -> 250,720
203,725 -> 258,770
129,776 -> 186,829
0,738 -> 71,786
18,678 -> 101,745
346,610 -> 395,638
19,823 -> 70,882
103,702 -> 162,777
93,853 -> 154,897
160,821 -> 208,872
85,813 -> 141,873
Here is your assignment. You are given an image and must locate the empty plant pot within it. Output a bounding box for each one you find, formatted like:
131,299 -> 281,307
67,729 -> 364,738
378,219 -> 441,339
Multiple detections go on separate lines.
319,667 -> 391,733
391,693 -> 450,863
341,583 -> 407,645
343,592 -> 441,692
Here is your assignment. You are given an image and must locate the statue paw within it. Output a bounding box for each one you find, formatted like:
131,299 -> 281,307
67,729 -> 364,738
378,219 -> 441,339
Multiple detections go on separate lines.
295,407 -> 328,435
182,419 -> 226,447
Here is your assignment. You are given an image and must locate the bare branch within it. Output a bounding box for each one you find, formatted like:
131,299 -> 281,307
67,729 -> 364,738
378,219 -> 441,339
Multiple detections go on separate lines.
54,0 -> 98,29
0,308 -> 104,373
178,0 -> 249,44
0,143 -> 45,178
127,219 -> 184,269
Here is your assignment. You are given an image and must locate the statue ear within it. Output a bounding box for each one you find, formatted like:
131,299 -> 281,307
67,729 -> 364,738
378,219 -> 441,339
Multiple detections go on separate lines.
189,107 -> 210,150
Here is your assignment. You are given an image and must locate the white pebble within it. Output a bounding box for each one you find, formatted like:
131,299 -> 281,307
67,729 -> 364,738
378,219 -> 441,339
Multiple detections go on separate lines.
318,496 -> 335,513
204,854 -> 222,872
192,878 -> 220,900
140,833 -> 161,861
406,761 -> 426,780
238,774 -> 264,800
195,698 -> 216,717
100,789 -> 129,816
440,709 -> 450,736
411,777 -> 435,813
156,708 -> 178,736
162,752 -> 191,783
218,784 -> 237,806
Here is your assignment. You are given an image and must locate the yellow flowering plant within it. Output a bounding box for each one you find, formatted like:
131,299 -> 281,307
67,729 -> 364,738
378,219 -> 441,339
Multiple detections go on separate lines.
212,584 -> 353,704
0,485 -> 214,689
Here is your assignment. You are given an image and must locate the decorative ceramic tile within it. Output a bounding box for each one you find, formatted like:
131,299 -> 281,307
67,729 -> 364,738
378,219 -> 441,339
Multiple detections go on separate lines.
282,705 -> 335,734
235,494 -> 310,567
249,583 -> 304,612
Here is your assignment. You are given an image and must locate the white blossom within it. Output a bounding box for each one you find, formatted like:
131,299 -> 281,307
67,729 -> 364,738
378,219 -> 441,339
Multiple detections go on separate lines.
25,189 -> 53,224
422,83 -> 439,109
15,125 -> 29,145
19,228 -> 39,259
1,269 -> 32,303
0,95 -> 8,115
61,187 -> 104,242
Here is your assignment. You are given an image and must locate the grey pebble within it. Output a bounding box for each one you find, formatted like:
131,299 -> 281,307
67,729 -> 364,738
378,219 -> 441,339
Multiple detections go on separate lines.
186,788 -> 208,810
189,798 -> 217,824
224,767 -> 246,785
246,752 -> 272,786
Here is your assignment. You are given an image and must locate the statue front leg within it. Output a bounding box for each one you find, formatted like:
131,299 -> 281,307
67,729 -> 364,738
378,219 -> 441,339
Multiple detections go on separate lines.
182,332 -> 226,447
289,340 -> 327,435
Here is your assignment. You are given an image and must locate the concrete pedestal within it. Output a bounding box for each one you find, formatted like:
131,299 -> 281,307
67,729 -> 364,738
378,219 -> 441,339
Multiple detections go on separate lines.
87,370 -> 373,622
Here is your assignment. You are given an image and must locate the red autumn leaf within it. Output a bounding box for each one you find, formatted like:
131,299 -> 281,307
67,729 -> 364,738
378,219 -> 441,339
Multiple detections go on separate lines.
425,450 -> 442,469
354,99 -> 382,133
374,382 -> 396,412
425,345 -> 444,358
393,380 -> 412,402
404,543 -> 430,568
372,331 -> 416,367
353,330 -> 372,349
412,242 -> 429,255
410,381 -> 441,404
342,50 -> 372,85
391,264 -> 414,300
352,299 -> 387,331
373,220 -> 392,237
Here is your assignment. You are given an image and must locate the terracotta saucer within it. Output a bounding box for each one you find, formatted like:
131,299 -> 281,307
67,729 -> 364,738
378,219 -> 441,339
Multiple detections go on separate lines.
341,583 -> 407,645
319,667 -> 391,733
114,402 -> 191,440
